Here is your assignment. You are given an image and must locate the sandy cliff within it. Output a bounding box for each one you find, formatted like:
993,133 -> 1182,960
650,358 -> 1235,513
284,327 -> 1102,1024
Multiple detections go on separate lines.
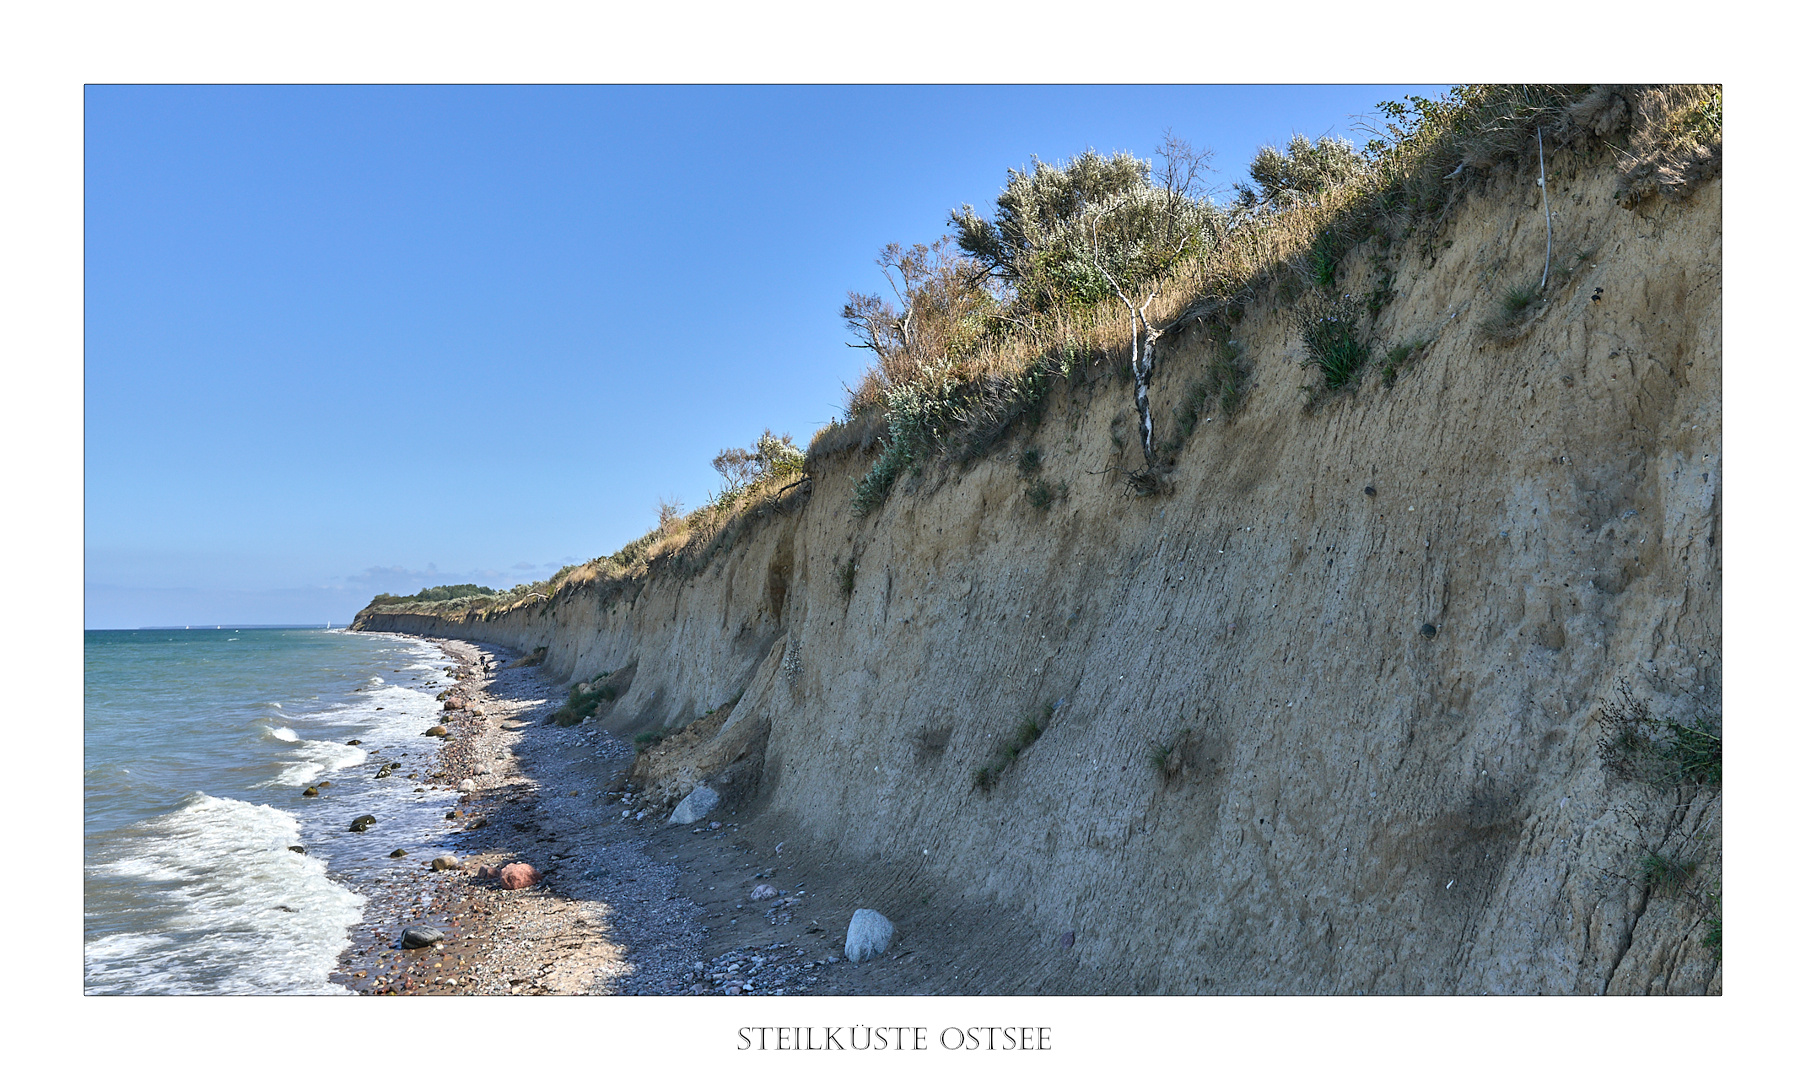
357,159 -> 1720,994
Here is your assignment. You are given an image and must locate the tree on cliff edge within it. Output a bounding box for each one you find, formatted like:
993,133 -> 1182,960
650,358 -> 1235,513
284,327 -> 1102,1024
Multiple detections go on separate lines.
948,135 -> 1224,474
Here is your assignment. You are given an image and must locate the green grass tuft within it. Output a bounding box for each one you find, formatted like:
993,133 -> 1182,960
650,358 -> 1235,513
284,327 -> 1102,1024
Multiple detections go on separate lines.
972,704 -> 1054,792
1596,681 -> 1721,789
1295,294 -> 1370,391
1025,477 -> 1066,510
1638,851 -> 1700,896
1380,337 -> 1428,386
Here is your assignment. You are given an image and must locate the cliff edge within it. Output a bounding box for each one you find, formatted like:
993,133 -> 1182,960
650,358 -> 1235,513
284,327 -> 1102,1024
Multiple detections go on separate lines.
356,92 -> 1721,994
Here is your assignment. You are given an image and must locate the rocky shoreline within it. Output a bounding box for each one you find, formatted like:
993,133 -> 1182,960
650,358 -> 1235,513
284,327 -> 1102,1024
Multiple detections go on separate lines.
327,638 -> 705,995
328,633 -> 1071,996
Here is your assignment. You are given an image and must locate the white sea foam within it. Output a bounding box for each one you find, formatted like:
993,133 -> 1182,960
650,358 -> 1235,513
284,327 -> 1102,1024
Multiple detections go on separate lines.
85,794 -> 364,995
267,737 -> 368,788
266,726 -> 300,743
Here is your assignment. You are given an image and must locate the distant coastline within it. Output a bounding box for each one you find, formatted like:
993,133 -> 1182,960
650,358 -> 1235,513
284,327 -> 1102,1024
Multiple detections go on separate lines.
94,624 -> 350,631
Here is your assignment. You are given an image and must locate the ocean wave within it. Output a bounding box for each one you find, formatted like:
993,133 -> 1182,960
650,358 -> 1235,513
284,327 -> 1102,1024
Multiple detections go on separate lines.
85,794 -> 364,995
267,739 -> 366,788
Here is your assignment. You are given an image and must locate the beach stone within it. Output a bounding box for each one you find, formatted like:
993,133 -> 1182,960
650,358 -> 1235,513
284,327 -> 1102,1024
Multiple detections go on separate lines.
668,784 -> 720,825
497,863 -> 542,890
349,814 -> 377,832
432,855 -> 461,871
346,739 -> 361,746
388,848 -> 407,858
457,779 -> 476,792
845,909 -> 894,962
750,884 -> 778,901
302,786 -> 319,797
288,845 -> 306,854
398,926 -> 443,949
424,725 -> 448,737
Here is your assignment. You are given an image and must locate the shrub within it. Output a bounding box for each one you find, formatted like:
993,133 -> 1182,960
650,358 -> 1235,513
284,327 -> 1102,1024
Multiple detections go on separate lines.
949,140 -> 1223,315
1233,134 -> 1372,214
842,238 -> 996,418
551,679 -> 617,726
633,731 -> 665,754
712,429 -> 805,496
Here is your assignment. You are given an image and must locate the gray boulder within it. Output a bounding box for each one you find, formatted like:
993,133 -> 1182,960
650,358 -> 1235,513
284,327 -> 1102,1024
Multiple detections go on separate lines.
669,785 -> 720,825
845,909 -> 894,962
398,925 -> 443,949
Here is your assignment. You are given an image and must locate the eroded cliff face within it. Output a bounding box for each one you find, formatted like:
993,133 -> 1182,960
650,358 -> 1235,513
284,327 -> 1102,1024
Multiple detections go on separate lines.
358,164 -> 1721,994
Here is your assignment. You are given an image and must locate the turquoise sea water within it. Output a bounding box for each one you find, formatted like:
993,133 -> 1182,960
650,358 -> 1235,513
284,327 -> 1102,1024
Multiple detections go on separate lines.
83,628 -> 464,994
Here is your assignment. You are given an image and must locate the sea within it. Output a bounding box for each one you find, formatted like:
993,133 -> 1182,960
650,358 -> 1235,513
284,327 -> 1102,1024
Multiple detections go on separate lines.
83,627 -> 466,995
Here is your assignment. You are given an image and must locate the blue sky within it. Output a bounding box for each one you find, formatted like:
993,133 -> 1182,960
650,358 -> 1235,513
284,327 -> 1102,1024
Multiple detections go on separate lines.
85,84 -> 1448,628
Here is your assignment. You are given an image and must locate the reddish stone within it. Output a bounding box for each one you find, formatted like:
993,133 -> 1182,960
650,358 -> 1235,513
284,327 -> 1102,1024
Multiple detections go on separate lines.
497,862 -> 542,890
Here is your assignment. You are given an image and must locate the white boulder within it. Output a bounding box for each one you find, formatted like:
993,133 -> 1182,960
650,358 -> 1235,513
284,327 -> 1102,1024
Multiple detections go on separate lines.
845,909 -> 894,962
668,784 -> 720,825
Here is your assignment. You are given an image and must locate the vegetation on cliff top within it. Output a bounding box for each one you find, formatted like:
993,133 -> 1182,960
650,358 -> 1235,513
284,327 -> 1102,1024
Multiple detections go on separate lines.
819,83 -> 1722,514
367,583 -> 499,608
360,84 -> 1720,620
